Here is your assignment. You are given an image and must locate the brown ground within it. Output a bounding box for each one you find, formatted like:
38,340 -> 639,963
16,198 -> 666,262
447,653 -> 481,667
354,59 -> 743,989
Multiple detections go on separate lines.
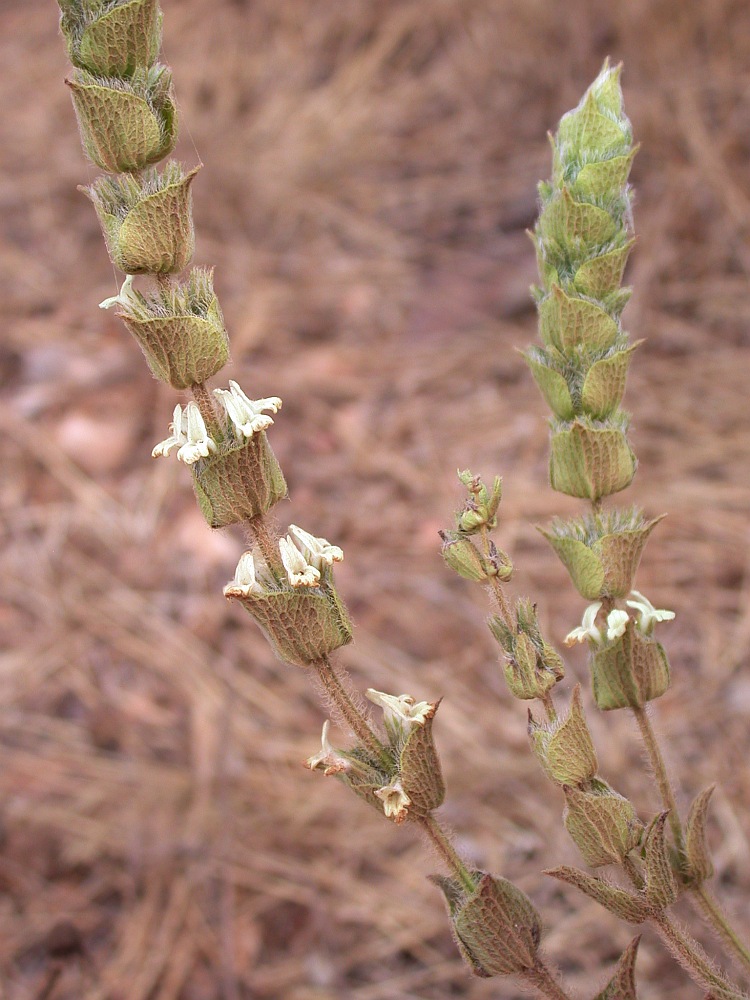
2,1 -> 750,998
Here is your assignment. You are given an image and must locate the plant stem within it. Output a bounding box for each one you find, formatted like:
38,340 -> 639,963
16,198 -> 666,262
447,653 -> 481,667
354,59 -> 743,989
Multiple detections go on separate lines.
622,853 -> 645,890
631,682 -> 750,971
479,525 -> 514,627
540,691 -> 558,723
313,656 -> 389,764
418,813 -> 477,895
631,704 -> 684,851
519,959 -> 575,1000
691,885 -> 750,975
650,912 -> 749,1000
248,514 -> 283,575
191,380 -> 220,437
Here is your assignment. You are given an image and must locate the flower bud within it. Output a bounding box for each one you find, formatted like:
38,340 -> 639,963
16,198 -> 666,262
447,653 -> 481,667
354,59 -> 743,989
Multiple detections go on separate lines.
589,619 -> 671,711
489,599 -> 564,701
193,432 -> 287,528
529,685 -> 597,786
549,415 -> 637,501
432,872 -> 541,977
455,470 -> 502,534
58,0 -> 163,77
112,269 -> 229,388
85,162 -> 199,274
439,531 -> 512,583
563,780 -> 643,868
225,556 -> 352,667
67,65 -> 177,173
540,508 -> 664,600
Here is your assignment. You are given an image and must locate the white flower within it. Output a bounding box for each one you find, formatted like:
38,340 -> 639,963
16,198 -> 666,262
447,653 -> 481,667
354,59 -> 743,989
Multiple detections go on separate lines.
564,601 -> 603,646
151,402 -> 217,465
288,524 -> 344,571
99,275 -> 137,311
366,688 -> 434,729
626,590 -> 675,633
213,380 -> 282,439
223,551 -> 265,598
374,777 -> 411,824
279,536 -> 321,588
305,721 -> 350,776
606,609 -> 630,641
151,404 -> 187,459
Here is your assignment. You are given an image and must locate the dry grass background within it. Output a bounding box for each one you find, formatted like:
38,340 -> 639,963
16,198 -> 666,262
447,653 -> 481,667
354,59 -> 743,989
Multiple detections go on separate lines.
1,0 -> 750,997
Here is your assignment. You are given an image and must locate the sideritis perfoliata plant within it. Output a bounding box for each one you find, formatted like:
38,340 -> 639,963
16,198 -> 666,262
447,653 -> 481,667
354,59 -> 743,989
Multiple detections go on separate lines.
54,5 -> 748,996
442,62 -> 750,998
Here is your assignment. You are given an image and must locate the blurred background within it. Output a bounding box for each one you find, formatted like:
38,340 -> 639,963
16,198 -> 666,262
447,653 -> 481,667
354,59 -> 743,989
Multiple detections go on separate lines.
2,1 -> 750,997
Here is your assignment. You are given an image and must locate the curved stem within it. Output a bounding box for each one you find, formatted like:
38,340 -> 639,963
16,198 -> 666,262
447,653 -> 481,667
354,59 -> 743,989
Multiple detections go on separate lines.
691,885 -> 750,975
518,959 -> 575,1000
650,912 -> 749,1000
418,813 -> 477,895
313,657 -> 389,765
631,705 -> 684,851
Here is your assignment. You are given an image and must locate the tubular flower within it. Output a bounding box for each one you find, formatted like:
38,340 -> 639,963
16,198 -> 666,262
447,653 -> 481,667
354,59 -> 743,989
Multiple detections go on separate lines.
99,274 -> 137,311
279,536 -> 321,588
287,524 -> 344,571
223,551 -> 267,599
305,721 -> 350,776
151,401 -> 216,465
626,590 -> 675,634
366,688 -> 434,729
564,601 -> 603,646
606,609 -> 630,641
374,777 -> 411,824
213,380 -> 282,439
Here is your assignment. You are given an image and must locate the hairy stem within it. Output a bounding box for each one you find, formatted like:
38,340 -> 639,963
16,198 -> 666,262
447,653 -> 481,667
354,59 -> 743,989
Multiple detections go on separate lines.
313,656 -> 388,764
418,813 -> 477,896
540,691 -> 558,723
630,679 -> 750,972
248,514 -> 283,575
518,959 -> 575,1000
631,704 -> 684,851
691,885 -> 750,975
622,853 -> 645,891
191,381 -> 220,437
651,912 -> 749,1000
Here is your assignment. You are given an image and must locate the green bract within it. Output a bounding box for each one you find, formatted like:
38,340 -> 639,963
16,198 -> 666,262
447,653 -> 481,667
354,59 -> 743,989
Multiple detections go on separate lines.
540,508 -> 664,600
117,268 -> 230,388
549,413 -> 637,501
85,163 -> 199,274
228,581 -> 352,668
433,872 -> 541,977
58,0 -> 163,77
67,65 -> 176,173
192,430 -> 287,529
589,619 -> 671,710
